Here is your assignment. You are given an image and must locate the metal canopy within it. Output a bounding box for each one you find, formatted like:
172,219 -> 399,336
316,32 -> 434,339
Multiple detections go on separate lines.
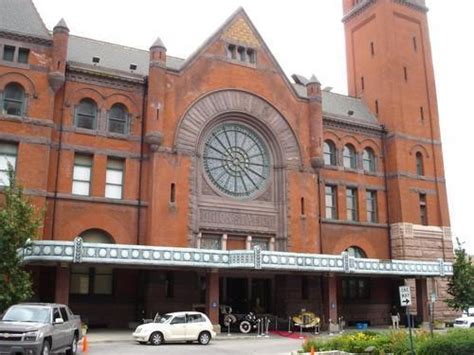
21,238 -> 453,277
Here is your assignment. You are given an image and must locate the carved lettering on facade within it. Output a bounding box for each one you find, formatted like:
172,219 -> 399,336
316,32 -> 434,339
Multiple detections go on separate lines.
200,209 -> 276,230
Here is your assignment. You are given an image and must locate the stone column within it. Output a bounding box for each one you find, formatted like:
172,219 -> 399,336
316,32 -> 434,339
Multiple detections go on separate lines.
222,234 -> 228,250
54,265 -> 70,305
206,270 -> 220,332
416,278 -> 429,323
322,274 -> 338,331
246,235 -> 252,250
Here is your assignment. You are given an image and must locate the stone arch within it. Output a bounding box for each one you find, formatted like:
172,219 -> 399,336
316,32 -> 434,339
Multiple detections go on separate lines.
105,93 -> 140,116
65,87 -> 106,108
409,144 -> 430,158
0,72 -> 37,97
175,89 -> 302,169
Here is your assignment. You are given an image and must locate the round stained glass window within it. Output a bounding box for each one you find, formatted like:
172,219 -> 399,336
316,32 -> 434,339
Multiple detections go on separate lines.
202,123 -> 271,198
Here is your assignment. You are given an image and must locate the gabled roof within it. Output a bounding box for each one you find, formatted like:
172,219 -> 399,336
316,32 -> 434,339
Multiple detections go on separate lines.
0,0 -> 50,40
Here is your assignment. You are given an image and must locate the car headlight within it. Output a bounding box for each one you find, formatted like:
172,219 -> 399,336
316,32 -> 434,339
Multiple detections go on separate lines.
135,326 -> 142,334
24,331 -> 42,341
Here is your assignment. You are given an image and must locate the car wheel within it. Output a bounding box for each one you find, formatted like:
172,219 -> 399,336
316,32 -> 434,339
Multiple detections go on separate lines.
470,323 -> 474,328
198,331 -> 211,345
240,320 -> 252,333
149,331 -> 163,345
65,335 -> 78,355
41,340 -> 51,355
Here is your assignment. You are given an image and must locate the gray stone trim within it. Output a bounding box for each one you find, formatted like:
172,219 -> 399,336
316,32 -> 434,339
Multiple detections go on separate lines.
0,114 -> 55,128
342,0 -> 427,23
66,65 -> 145,90
0,131 -> 50,145
386,132 -> 441,145
50,193 -> 148,207
0,31 -> 52,46
61,125 -> 142,142
386,172 -> 445,183
60,143 -> 143,160
321,218 -> 388,229
21,239 -> 453,277
409,187 -> 436,195
323,115 -> 383,137
321,179 -> 386,191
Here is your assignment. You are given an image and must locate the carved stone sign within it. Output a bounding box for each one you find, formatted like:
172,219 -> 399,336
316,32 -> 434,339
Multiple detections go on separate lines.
199,209 -> 276,231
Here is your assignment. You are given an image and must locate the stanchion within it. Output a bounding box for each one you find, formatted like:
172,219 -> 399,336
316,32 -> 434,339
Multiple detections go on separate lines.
288,316 -> 292,333
257,318 -> 262,337
299,324 -> 303,339
265,317 -> 270,337
227,323 -> 231,336
275,315 -> 278,332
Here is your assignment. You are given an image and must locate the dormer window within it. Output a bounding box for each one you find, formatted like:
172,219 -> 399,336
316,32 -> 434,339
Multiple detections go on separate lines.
226,43 -> 256,65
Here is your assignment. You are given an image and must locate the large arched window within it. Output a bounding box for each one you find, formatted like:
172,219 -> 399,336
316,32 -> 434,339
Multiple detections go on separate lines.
345,246 -> 367,258
75,99 -> 97,130
71,229 -> 114,296
323,140 -> 337,166
2,83 -> 25,116
416,152 -> 424,176
108,103 -> 128,134
343,144 -> 357,169
362,147 -> 376,172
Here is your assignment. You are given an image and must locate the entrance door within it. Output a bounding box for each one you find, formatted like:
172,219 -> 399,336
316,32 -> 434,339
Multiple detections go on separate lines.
251,279 -> 271,314
226,278 -> 249,314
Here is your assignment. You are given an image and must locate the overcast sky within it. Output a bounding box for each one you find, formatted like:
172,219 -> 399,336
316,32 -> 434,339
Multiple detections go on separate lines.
32,0 -> 474,254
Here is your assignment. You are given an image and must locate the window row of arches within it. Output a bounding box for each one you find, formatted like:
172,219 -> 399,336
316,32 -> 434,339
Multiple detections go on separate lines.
324,140 -> 377,173
75,98 -> 130,135
1,82 -> 25,116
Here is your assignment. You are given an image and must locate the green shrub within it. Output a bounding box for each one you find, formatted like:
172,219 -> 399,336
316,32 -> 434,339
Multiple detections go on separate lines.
417,329 -> 474,355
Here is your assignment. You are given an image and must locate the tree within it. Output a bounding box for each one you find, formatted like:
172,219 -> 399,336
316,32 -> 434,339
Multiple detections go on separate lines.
0,167 -> 41,312
446,238 -> 474,313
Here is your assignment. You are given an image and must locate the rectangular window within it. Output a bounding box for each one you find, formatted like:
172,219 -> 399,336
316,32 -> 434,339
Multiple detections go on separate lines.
413,36 -> 418,51
420,106 -> 424,121
72,154 -> 92,196
366,190 -> 378,223
0,143 -> 18,186
251,237 -> 269,251
404,66 -> 408,81
200,234 -> 222,250
325,185 -> 337,219
342,278 -> 370,300
361,76 -> 365,90
370,42 -> 375,56
2,45 -> 15,61
346,187 -> 358,221
70,266 -> 113,295
420,193 -> 427,225
375,99 -> 379,115
18,48 -> 29,64
105,158 -> 124,199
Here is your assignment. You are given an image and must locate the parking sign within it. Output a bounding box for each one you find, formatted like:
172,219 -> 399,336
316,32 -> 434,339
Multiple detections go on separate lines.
399,286 -> 412,306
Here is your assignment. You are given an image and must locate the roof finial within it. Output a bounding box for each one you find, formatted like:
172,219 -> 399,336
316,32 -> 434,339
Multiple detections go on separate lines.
53,18 -> 69,33
150,37 -> 166,50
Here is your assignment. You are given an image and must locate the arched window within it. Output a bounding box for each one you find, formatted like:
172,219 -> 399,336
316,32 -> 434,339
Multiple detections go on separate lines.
416,152 -> 424,176
345,246 -> 367,258
343,144 -> 357,169
75,99 -> 97,130
108,103 -> 128,134
362,147 -> 376,172
79,229 -> 114,244
323,140 -> 337,166
2,83 -> 25,116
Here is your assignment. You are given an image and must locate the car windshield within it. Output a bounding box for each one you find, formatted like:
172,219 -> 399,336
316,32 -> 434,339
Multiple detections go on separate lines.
154,314 -> 172,324
2,306 -> 51,323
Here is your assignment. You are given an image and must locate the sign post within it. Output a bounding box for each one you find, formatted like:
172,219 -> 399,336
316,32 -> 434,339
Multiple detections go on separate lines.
399,286 -> 415,355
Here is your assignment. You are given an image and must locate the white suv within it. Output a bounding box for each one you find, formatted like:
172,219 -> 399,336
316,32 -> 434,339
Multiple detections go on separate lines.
453,307 -> 474,328
133,311 -> 216,345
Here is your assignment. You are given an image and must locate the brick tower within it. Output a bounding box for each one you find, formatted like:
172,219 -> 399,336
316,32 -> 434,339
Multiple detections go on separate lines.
342,0 -> 454,318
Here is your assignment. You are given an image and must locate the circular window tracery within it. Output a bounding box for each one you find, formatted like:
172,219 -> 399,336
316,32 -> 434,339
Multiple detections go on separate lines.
202,123 -> 271,198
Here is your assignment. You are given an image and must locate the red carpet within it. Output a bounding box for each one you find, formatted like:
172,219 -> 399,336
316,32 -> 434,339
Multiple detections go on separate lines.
270,330 -> 310,339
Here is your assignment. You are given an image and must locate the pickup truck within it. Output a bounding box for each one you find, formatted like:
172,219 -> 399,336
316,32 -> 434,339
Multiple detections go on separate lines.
0,303 -> 82,355
453,307 -> 474,328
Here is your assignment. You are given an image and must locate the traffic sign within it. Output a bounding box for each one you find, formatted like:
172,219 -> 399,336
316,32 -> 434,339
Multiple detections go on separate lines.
399,286 -> 412,307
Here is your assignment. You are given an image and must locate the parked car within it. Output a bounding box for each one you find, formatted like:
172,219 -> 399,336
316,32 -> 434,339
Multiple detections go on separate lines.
133,311 -> 216,345
0,303 -> 82,355
453,307 -> 474,328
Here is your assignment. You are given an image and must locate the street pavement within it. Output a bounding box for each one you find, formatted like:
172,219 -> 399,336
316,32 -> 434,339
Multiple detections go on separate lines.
77,337 -> 303,354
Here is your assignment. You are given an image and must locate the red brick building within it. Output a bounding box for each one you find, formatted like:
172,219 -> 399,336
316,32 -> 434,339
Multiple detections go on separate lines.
0,0 -> 455,329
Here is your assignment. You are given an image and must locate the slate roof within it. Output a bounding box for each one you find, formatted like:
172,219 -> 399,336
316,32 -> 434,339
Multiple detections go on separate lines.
0,0 -> 50,40
292,82 -> 379,126
67,36 -> 184,75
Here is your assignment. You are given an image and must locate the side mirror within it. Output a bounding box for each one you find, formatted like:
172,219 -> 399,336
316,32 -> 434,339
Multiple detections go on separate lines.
54,318 -> 64,324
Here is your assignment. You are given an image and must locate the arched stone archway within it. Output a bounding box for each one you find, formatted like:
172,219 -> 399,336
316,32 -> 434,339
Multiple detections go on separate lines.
176,90 -> 302,251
